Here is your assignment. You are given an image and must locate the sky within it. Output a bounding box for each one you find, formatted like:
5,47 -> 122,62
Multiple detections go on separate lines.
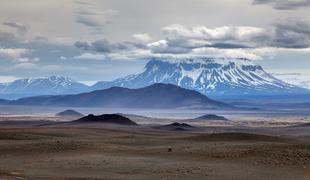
0,0 -> 310,84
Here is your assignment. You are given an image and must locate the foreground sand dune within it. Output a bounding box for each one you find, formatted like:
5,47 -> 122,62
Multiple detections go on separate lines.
0,122 -> 309,180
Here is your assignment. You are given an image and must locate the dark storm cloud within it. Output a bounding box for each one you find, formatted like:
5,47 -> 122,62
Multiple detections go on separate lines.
75,39 -> 146,53
76,16 -> 102,29
206,43 -> 250,49
0,31 -> 19,46
151,45 -> 192,54
74,1 -> 118,33
74,41 -> 91,50
271,20 -> 310,48
91,39 -> 117,53
253,0 -> 310,10
3,21 -> 27,34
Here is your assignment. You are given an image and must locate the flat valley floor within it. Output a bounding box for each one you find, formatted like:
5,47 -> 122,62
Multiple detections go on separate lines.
0,123 -> 310,180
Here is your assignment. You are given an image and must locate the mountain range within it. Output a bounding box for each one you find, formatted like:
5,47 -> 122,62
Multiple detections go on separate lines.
0,57 -> 309,100
93,57 -> 309,98
0,76 -> 88,99
4,83 -> 232,109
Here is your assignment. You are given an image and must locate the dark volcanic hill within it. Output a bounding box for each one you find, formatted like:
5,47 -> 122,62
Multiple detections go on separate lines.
294,123 -> 310,127
194,114 -> 228,121
154,122 -> 194,131
164,122 -> 193,128
7,83 -> 233,109
56,110 -> 84,117
74,114 -> 138,126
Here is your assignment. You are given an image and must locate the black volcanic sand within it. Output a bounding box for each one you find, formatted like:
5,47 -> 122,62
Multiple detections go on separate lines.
0,124 -> 309,180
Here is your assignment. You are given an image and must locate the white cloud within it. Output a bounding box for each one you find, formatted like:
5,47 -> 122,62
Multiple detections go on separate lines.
17,57 -> 40,63
147,40 -> 168,48
79,80 -> 97,86
106,49 -> 151,61
133,33 -> 152,42
0,75 -> 18,83
0,48 -> 34,62
194,47 -> 267,60
102,46 -> 310,62
0,47 -> 39,64
271,70 -> 310,89
73,53 -> 106,60
162,24 -> 269,47
41,65 -> 63,72
192,47 -> 310,60
73,19 -> 310,61
59,56 -> 67,60
161,20 -> 310,50
11,62 -> 39,70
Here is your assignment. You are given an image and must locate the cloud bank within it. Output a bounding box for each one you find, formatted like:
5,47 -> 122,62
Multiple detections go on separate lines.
253,0 -> 310,10
74,19 -> 310,60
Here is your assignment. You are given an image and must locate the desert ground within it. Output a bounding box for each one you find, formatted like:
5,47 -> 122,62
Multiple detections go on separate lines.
0,113 -> 310,180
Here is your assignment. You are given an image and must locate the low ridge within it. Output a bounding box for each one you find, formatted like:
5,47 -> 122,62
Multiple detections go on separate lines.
194,114 -> 228,121
56,110 -> 84,117
7,83 -> 232,109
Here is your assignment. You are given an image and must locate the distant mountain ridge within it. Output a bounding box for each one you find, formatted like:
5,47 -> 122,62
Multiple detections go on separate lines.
92,57 -> 309,97
4,83 -> 232,109
272,73 -> 310,90
194,114 -> 228,121
0,76 -> 89,99
56,110 -> 84,117
0,57 -> 309,100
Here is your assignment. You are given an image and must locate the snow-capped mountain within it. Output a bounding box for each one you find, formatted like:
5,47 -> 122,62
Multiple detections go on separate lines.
0,76 -> 89,99
92,57 -> 308,97
1,58 -> 308,100
272,73 -> 310,90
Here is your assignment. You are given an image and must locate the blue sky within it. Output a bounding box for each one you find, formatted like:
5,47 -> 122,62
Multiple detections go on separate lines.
0,0 -> 309,84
